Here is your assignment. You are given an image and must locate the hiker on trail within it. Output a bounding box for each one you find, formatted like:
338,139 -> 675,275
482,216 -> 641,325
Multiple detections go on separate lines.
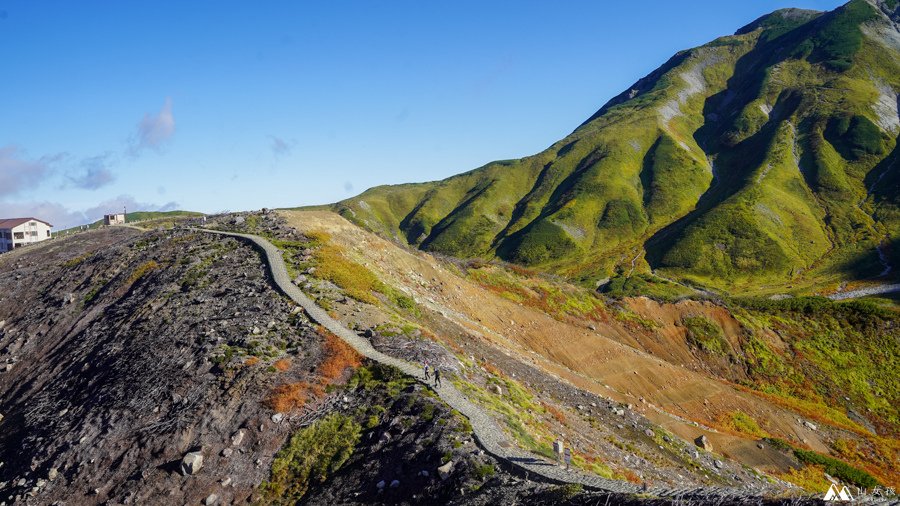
434,368 -> 442,388
424,361 -> 431,381
563,447 -> 572,470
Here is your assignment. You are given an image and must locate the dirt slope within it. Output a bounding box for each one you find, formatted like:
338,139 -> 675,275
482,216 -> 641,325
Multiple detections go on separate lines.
279,210 -> 843,474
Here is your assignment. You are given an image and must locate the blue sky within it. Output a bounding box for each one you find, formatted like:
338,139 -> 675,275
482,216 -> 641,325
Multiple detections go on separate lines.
0,0 -> 844,228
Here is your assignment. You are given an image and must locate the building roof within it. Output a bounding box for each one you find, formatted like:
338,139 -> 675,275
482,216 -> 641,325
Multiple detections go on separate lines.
0,217 -> 53,229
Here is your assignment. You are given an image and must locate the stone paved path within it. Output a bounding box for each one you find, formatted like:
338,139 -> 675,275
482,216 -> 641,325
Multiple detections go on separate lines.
197,228 -> 806,501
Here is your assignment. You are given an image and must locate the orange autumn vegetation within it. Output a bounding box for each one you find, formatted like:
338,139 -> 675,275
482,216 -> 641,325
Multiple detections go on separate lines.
318,327 -> 362,384
266,382 -> 311,413
245,357 -> 260,367
542,401 -> 567,425
265,328 -> 363,413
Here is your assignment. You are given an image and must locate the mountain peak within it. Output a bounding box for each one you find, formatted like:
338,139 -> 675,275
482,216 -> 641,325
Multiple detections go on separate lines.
333,1 -> 900,294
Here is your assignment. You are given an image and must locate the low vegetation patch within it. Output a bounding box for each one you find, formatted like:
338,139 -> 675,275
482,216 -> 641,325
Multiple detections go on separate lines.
793,448 -> 880,489
126,260 -> 160,285
266,382 -> 311,413
318,328 -> 363,384
721,411 -> 768,438
258,413 -> 362,503
682,315 -> 729,355
763,437 -> 881,489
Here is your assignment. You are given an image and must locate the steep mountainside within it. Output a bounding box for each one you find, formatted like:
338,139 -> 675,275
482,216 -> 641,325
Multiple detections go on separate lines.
1,223 -> 607,505
332,0 -> 900,293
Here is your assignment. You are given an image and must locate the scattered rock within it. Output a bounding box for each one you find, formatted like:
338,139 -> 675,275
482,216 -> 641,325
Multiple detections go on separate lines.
376,480 -> 386,490
231,429 -> 246,446
694,435 -> 713,452
221,448 -> 233,458
803,421 -> 817,431
437,461 -> 454,480
390,479 -> 400,488
271,413 -> 284,424
644,429 -> 655,438
204,493 -> 218,505
221,477 -> 232,487
180,452 -> 204,476
491,384 -> 502,396
47,468 -> 58,481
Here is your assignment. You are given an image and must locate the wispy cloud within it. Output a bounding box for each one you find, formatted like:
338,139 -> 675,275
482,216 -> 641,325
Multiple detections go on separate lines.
83,194 -> 178,221
0,194 -> 180,230
0,201 -> 81,228
129,97 -> 176,156
65,153 -> 116,190
269,135 -> 295,157
0,145 -> 63,198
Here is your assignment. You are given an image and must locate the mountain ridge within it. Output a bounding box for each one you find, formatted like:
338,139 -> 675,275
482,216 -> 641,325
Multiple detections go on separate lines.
330,0 -> 900,295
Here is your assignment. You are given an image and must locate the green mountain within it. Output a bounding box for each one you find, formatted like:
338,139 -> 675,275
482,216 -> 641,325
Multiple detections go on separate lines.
331,0 -> 900,293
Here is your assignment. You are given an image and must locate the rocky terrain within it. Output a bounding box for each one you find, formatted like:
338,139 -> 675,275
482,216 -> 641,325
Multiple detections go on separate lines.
0,221 -> 783,505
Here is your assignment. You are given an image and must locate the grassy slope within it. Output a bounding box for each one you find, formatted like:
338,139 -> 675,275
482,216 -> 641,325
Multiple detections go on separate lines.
330,1 -> 900,295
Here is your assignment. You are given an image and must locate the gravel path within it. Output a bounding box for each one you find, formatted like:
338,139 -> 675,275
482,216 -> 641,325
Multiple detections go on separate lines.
197,228 -> 812,501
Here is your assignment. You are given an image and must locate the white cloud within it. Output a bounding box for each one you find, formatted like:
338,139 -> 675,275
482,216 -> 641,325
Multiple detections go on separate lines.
83,194 -> 179,222
0,145 -> 63,198
0,201 -> 83,229
129,97 -> 176,155
0,195 -> 180,230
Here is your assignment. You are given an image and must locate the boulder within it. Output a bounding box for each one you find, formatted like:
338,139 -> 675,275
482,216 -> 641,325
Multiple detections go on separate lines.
376,480 -> 386,490
271,413 -> 284,424
644,429 -> 655,438
694,435 -> 713,452
47,468 -> 58,481
180,452 -> 204,476
491,385 -> 502,395
204,493 -> 219,505
437,461 -> 454,480
390,479 -> 400,488
231,429 -> 246,446
803,421 -> 817,431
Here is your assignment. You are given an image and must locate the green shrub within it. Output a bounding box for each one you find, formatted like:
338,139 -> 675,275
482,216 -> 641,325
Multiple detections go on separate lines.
793,448 -> 880,489
473,464 -> 495,480
683,316 -> 729,355
259,413 -> 362,503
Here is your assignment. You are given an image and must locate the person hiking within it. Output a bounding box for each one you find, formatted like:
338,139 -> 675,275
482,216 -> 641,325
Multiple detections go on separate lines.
433,368 -> 442,388
563,447 -> 572,470
423,361 -> 431,381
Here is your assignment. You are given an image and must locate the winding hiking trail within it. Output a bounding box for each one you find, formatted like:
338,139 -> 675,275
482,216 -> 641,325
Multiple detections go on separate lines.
196,228 -> 802,501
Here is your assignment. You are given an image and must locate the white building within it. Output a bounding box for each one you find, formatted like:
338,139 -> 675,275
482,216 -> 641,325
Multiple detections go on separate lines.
0,218 -> 53,253
104,213 -> 126,226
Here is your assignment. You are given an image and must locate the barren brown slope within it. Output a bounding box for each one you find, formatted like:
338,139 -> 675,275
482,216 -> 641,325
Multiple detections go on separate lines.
279,210 -> 862,479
